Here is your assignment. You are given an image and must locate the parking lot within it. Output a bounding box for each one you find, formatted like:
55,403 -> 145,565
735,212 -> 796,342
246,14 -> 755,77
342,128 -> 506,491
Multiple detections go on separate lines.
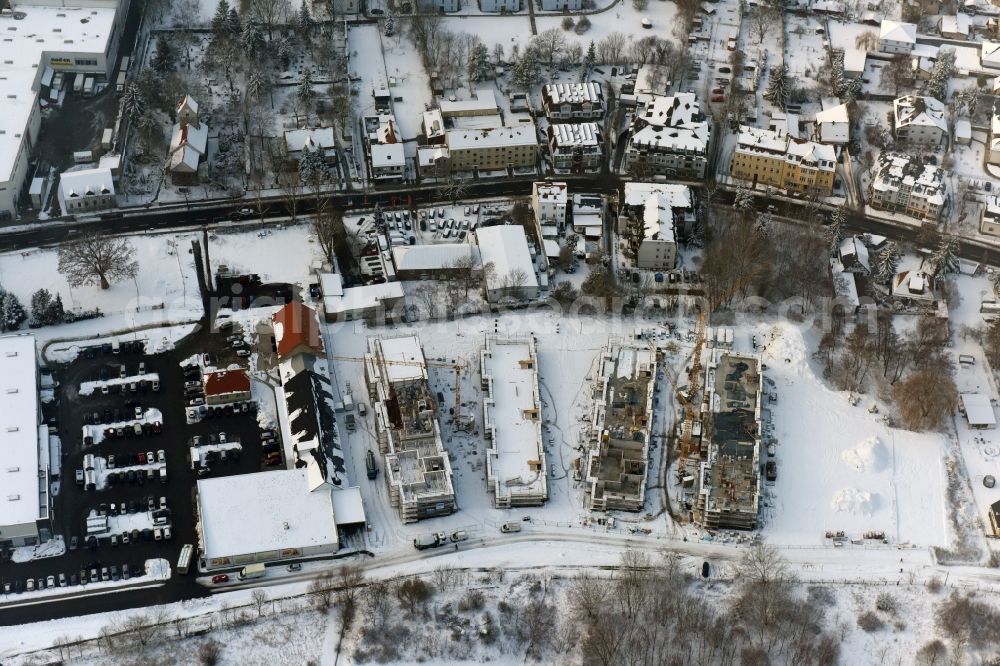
0,320 -> 281,604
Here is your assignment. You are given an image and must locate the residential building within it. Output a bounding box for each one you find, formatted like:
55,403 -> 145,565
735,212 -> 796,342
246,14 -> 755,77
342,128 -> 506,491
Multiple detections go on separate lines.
0,334 -> 50,547
422,109 -> 446,144
0,0 -> 132,221
196,469 -> 339,570
480,335 -> 547,508
421,0 -> 460,10
445,126 -> 538,173
620,181 -> 695,243
416,145 -> 451,179
815,103 -> 849,145
891,270 -> 935,304
982,195 -> 1000,237
319,273 -> 406,322
203,369 -> 252,406
439,88 -> 499,118
585,340 -> 657,512
892,95 -> 947,147
879,19 -> 917,54
531,181 -> 568,233
57,167 -> 115,214
476,225 -> 540,302
955,119 -> 972,145
730,125 -> 837,196
541,82 -> 604,122
989,109 -> 1000,165
939,13 -> 972,40
838,236 -> 871,274
868,152 -> 948,221
284,127 -> 337,162
540,0 -> 579,8
364,114 -> 405,181
365,336 -> 456,523
572,193 -> 604,240
272,301 -> 325,364
547,123 -> 602,173
625,93 -> 711,179
480,0 -> 519,11
983,40 -> 1000,69
168,95 -> 208,184
694,353 -> 763,530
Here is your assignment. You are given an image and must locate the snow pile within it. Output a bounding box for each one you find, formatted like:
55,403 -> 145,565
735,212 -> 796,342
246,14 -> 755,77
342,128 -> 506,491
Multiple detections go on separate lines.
830,488 -> 876,516
10,536 -> 65,563
841,436 -> 887,473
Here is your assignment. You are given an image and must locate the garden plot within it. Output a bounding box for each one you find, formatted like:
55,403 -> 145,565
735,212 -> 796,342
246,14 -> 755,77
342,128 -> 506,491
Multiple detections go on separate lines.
381,33 -> 433,141
756,321 -> 948,547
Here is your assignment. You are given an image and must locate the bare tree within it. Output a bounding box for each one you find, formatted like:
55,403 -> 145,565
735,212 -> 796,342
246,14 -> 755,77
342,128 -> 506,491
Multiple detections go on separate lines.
531,27 -> 567,65
57,233 -> 139,290
312,204 -> 351,267
308,571 -> 335,612
250,589 -> 269,617
361,579 -> 393,630
247,0 -> 289,38
893,368 -> 956,431
855,30 -> 879,50
396,577 -> 434,615
278,171 -> 303,221
880,54 -> 911,97
334,564 -> 365,627
198,639 -> 223,666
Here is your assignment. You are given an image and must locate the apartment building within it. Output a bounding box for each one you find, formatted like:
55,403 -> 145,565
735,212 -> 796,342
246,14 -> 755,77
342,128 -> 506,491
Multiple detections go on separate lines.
730,125 -> 836,196
0,0 -> 132,221
695,352 -> 763,530
57,167 -> 115,214
892,95 -> 947,148
531,181 -> 568,229
585,340 -> 657,512
879,19 -> 917,54
541,82 -> 605,122
868,152 -> 948,221
982,195 -> 1000,237
625,93 -> 711,179
365,336 -> 456,523
481,335 -> 547,508
445,127 -> 538,173
547,122 -> 602,173
618,182 -> 693,270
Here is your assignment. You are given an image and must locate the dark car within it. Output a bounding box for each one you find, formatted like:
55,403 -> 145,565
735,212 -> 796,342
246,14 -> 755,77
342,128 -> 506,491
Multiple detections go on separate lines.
69,535 -> 79,551
765,461 -> 777,482
86,536 -> 98,550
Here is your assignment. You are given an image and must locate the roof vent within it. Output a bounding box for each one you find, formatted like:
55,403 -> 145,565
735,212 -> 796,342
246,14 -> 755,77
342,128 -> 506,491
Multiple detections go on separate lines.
7,494 -> 20,501
6,388 -> 17,394
7,466 -> 19,472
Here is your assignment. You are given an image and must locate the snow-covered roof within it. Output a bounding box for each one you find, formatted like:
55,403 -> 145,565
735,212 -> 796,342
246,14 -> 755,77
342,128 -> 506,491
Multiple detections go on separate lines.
815,104 -> 849,144
319,272 -> 344,298
370,142 -> 404,168
543,82 -> 603,105
376,335 -> 426,383
635,63 -> 671,97
284,127 -> 335,153
197,469 -> 337,561
872,153 -> 947,206
879,19 -> 916,44
785,137 -> 837,169
447,126 -> 538,151
0,334 -> 44,531
331,487 -> 367,526
417,145 -> 450,168
737,125 -> 789,154
439,88 -> 498,116
543,238 -> 560,258
169,121 -> 208,170
830,258 -> 860,308
962,393 -> 996,426
631,93 -> 710,153
844,48 -> 867,74
893,95 -> 947,133
422,109 -> 445,139
59,167 -> 115,200
955,119 -> 972,139
533,181 -> 568,205
323,281 -> 405,317
838,235 -> 871,272
891,270 -> 935,301
983,40 -> 1000,68
177,95 -> 199,117
0,4 -> 118,186
642,192 -> 675,244
476,225 -> 539,290
391,244 -> 481,272
169,145 -> 200,173
622,182 -> 692,208
549,122 -> 600,147
940,14 -> 972,36
482,337 -> 546,504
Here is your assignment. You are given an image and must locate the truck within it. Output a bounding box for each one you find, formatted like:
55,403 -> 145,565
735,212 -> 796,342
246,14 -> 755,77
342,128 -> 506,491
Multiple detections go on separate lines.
365,449 -> 378,480
345,413 -> 356,432
500,522 -> 522,533
357,402 -> 367,416
238,563 -> 266,580
413,532 -> 447,550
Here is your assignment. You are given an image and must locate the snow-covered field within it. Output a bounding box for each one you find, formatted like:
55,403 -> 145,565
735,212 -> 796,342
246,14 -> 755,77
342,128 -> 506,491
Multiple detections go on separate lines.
755,321 -> 948,547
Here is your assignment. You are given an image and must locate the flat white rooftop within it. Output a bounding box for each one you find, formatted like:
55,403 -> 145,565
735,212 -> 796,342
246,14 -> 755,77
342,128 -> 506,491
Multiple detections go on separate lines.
376,334 -> 426,383
476,225 -> 539,290
0,334 -> 42,529
0,3 -> 118,184
197,469 -> 337,560
482,337 -> 546,504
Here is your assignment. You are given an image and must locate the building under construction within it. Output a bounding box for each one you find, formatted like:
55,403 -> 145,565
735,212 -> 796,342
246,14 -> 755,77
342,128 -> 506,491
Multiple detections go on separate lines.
481,335 -> 547,508
584,340 -> 657,512
365,335 -> 456,523
694,352 -> 763,530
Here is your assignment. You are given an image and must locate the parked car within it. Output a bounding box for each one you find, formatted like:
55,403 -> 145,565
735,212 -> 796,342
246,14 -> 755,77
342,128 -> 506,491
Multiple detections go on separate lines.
211,574 -> 230,584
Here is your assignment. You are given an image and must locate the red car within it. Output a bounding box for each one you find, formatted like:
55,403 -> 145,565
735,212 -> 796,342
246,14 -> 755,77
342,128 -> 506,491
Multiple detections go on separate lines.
211,574 -> 229,584
711,95 -> 725,103
712,88 -> 724,95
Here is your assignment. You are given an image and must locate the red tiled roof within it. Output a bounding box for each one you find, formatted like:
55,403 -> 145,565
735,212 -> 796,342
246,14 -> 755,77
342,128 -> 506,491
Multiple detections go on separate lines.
204,369 -> 251,396
272,301 -> 325,359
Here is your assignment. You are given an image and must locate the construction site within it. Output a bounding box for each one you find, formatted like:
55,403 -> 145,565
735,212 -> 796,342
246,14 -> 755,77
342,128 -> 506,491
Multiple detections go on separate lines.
480,335 -> 547,509
584,340 -> 657,512
364,335 -> 457,523
693,352 -> 764,530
